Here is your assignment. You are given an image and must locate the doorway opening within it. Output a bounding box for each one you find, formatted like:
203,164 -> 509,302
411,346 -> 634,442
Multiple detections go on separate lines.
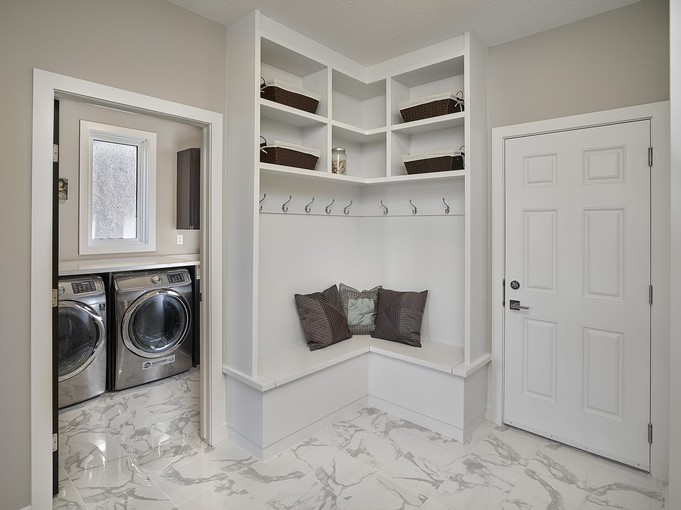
31,69 -> 227,509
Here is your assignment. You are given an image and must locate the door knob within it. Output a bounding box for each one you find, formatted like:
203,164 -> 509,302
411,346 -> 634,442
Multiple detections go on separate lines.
509,299 -> 530,311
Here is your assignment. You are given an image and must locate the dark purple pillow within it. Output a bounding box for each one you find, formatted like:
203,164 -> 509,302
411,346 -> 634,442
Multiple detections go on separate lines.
294,285 -> 352,351
371,288 -> 428,347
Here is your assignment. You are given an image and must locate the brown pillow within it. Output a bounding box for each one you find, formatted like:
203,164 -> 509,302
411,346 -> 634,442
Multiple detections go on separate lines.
294,285 -> 352,351
372,288 -> 428,347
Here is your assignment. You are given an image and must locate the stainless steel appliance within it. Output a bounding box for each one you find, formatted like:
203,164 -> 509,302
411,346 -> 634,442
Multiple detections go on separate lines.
112,269 -> 193,390
57,275 -> 107,408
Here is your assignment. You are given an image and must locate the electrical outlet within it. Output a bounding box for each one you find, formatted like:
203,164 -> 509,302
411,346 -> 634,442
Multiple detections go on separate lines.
176,234 -> 184,245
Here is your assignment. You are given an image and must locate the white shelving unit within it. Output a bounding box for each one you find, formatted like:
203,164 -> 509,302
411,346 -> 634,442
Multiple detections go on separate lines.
225,10 -> 489,460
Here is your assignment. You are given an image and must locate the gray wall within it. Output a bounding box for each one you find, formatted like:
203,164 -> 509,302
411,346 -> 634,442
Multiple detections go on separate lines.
488,0 -> 669,128
59,98 -> 202,261
669,0 -> 680,506
0,1 -> 226,508
0,0 -> 671,508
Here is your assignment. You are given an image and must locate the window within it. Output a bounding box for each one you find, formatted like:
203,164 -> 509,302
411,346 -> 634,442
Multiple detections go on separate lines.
79,121 -> 156,254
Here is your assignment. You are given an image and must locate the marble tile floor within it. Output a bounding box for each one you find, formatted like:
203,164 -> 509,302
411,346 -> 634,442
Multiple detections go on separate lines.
55,369 -> 666,510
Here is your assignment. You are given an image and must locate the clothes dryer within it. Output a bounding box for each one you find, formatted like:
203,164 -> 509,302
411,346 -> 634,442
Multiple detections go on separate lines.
57,275 -> 107,408
112,269 -> 193,390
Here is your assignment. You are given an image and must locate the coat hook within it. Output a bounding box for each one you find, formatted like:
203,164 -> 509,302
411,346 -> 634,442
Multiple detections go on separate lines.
282,195 -> 292,213
305,197 -> 315,214
380,200 -> 389,215
442,197 -> 450,215
409,199 -> 417,215
325,198 -> 335,214
259,193 -> 267,212
343,201 -> 353,215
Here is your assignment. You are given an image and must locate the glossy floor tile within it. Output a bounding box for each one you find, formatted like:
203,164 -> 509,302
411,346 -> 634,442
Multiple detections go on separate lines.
54,370 -> 667,509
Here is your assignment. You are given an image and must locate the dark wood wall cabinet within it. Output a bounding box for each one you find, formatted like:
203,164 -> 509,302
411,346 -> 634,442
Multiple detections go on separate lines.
176,148 -> 200,230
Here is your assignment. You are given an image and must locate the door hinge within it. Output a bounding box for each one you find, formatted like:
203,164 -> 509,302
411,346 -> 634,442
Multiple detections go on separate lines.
648,423 -> 653,444
502,279 -> 506,307
649,285 -> 653,305
199,292 -> 202,303
53,144 -> 59,163
648,147 -> 653,168
53,433 -> 58,452
52,288 -> 58,308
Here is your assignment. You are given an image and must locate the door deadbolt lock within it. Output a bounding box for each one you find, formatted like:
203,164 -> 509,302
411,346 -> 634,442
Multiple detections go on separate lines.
509,299 -> 530,311
510,280 -> 520,290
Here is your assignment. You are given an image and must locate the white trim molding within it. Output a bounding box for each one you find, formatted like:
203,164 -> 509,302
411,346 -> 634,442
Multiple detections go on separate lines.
31,69 -> 227,509
489,101 -> 670,482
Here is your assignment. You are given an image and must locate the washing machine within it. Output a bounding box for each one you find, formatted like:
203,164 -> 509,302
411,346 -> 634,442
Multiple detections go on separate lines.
112,269 -> 193,390
57,275 -> 107,408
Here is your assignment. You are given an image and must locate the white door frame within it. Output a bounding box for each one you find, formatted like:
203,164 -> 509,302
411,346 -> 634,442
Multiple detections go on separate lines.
31,69 -> 228,509
489,101 -> 670,481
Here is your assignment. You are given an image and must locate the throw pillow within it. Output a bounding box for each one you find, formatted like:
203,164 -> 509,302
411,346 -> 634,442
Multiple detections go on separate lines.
294,285 -> 352,351
372,288 -> 428,347
338,284 -> 381,335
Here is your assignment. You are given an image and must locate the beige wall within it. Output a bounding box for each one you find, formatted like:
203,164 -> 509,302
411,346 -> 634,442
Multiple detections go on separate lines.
488,0 -> 669,128
0,0 -> 225,508
58,98 -> 202,261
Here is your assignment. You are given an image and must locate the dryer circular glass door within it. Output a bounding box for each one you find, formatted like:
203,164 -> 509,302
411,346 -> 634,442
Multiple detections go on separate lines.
57,301 -> 106,382
122,289 -> 191,358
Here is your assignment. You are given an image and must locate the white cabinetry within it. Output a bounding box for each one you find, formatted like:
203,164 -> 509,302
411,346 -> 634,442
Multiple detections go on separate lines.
225,11 -> 490,459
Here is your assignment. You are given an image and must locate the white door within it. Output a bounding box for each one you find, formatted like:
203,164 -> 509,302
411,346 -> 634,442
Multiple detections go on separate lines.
503,120 -> 651,470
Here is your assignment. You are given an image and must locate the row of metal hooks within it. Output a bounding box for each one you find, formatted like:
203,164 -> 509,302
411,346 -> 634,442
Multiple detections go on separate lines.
259,194 -> 451,215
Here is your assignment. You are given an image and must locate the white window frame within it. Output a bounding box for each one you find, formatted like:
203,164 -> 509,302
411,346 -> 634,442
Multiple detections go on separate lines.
79,120 -> 157,254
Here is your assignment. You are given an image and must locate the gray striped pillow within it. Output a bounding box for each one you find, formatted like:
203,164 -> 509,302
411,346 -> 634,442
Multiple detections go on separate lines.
294,285 -> 352,351
339,284 -> 381,335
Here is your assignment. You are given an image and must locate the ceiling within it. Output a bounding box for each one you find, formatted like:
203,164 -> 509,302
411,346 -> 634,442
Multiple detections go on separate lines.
166,0 -> 641,65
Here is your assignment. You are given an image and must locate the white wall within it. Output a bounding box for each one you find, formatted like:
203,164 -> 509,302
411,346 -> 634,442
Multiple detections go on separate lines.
58,98 -> 202,261
0,1 -> 226,508
668,0 -> 680,506
488,0 -> 669,128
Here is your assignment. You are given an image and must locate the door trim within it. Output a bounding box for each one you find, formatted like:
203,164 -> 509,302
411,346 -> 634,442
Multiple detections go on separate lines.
31,69 -> 227,509
489,102 -> 670,481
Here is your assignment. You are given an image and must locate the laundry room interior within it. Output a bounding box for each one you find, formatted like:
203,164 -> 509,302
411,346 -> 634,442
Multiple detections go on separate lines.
1,0 -> 680,509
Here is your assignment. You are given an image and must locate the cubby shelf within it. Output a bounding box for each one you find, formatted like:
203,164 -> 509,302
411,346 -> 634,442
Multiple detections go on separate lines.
260,99 -> 327,127
391,111 -> 465,135
331,121 -> 386,143
259,163 -> 366,184
260,162 -> 465,185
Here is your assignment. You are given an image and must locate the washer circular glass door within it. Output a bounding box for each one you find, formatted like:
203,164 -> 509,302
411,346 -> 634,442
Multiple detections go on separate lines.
122,289 -> 190,358
57,301 -> 105,382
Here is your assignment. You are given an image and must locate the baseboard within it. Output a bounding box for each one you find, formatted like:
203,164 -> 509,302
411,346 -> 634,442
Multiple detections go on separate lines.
261,396 -> 369,460
463,408 -> 487,439
20,506 -> 31,510
367,395 -> 464,441
228,396 -> 370,461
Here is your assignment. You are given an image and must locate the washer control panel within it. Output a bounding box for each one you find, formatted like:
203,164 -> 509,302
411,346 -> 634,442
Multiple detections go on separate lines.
71,280 -> 97,294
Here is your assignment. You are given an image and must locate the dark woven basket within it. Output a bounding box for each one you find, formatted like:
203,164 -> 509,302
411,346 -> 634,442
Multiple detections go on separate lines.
261,84 -> 319,114
404,154 -> 464,174
260,146 -> 319,170
400,97 -> 464,123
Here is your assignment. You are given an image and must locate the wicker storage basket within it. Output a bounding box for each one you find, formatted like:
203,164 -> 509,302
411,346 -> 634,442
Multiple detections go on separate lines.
261,78 -> 320,114
260,139 -> 320,170
399,91 -> 464,123
402,148 -> 464,174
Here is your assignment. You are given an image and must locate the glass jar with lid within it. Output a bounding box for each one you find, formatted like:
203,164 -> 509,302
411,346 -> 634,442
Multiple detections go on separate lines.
331,147 -> 346,175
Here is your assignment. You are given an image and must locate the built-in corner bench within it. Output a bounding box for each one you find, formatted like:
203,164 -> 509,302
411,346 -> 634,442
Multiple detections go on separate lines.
223,338 -> 491,460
